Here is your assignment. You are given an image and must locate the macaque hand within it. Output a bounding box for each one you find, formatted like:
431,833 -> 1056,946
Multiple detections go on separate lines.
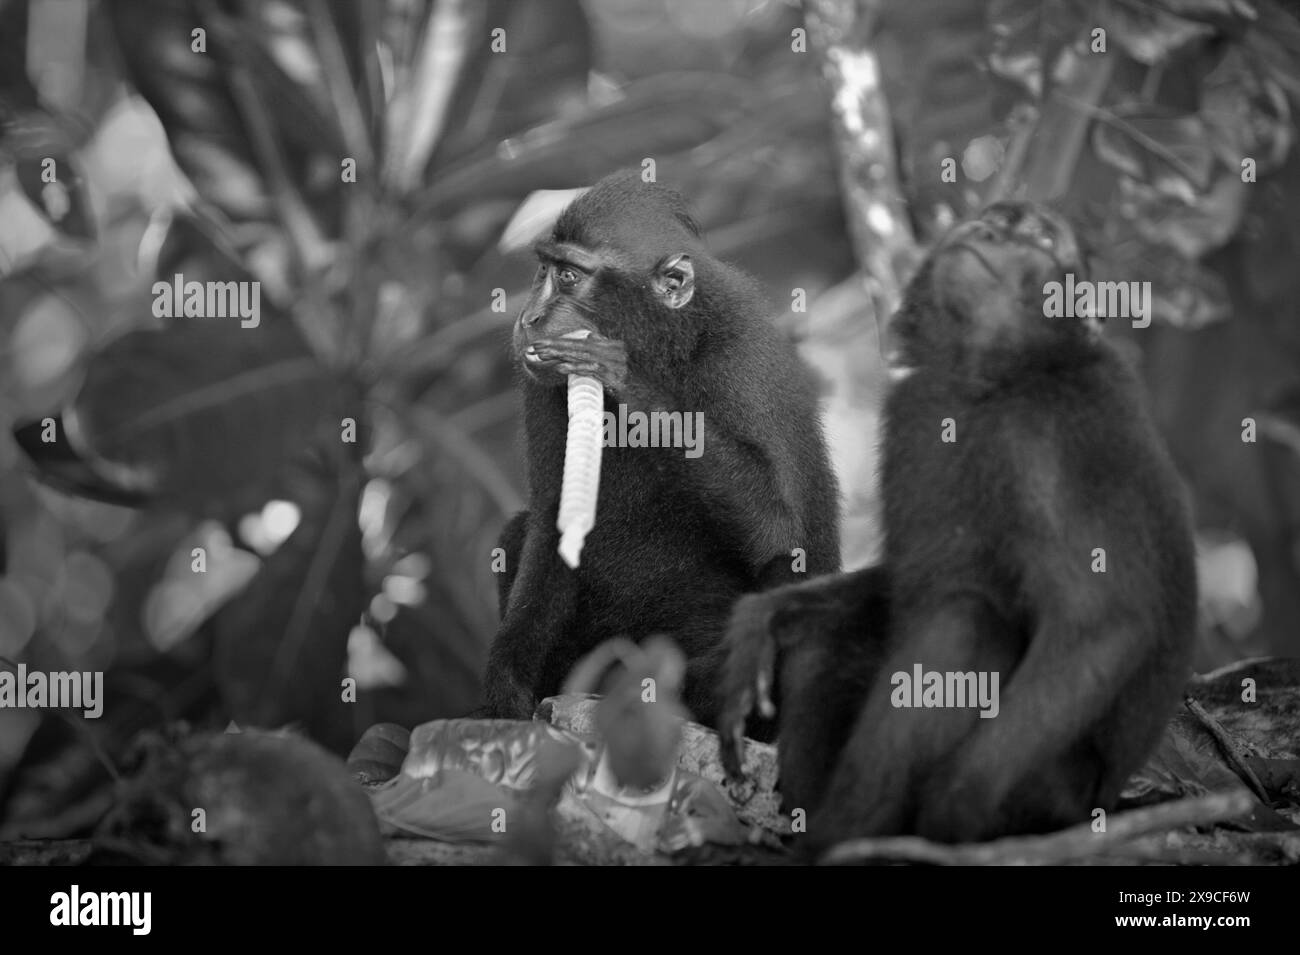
483,660 -> 540,722
528,334 -> 628,395
716,592 -> 779,781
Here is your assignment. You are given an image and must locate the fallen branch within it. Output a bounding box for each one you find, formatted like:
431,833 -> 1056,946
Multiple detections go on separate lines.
1184,694 -> 1271,804
820,789 -> 1256,865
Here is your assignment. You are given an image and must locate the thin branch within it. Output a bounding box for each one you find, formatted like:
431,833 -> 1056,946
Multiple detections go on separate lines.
1056,93 -> 1204,189
91,357 -> 325,444
802,0 -> 917,310
1184,694 -> 1271,804
820,789 -> 1257,865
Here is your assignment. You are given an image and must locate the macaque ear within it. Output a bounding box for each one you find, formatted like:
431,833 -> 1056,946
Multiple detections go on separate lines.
653,253 -> 695,309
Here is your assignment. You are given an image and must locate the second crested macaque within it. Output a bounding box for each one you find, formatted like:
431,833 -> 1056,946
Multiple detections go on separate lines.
485,171 -> 840,726
719,201 -> 1197,847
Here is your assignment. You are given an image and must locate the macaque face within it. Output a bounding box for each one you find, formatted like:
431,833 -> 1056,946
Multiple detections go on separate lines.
886,202 -> 1090,373
514,242 -> 605,385
513,233 -> 692,392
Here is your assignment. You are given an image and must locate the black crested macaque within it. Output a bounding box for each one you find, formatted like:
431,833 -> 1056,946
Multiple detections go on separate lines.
485,171 -> 840,725
719,201 -> 1197,847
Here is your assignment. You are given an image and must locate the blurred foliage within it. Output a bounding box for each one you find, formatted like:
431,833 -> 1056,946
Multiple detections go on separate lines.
842,0 -> 1300,661
0,0 -> 1297,841
874,0 -> 1300,328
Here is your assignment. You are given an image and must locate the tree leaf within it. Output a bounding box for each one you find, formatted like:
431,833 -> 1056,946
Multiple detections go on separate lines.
986,0 -> 1088,99
1092,109 -> 1217,196
211,460 -> 365,753
420,0 -> 592,176
497,187 -> 588,252
0,0 -> 38,116
107,0 -> 346,230
1099,1 -> 1216,64
67,320 -> 336,507
1202,47 -> 1293,174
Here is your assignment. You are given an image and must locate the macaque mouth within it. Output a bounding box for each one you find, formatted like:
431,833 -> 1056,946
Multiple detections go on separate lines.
521,348 -> 556,385
944,238 -> 1072,286
881,332 -> 917,382
884,350 -> 917,382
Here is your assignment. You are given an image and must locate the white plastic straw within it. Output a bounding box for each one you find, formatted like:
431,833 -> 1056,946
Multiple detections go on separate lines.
557,373 -> 604,568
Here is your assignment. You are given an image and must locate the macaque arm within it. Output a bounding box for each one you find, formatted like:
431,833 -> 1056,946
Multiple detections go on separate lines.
622,365 -> 808,579
484,517 -> 580,717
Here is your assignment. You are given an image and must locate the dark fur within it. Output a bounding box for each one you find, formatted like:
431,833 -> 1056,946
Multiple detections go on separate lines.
720,202 -> 1197,848
485,172 -> 840,726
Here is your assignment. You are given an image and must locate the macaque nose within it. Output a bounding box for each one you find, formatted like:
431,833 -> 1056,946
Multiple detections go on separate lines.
520,307 -> 544,328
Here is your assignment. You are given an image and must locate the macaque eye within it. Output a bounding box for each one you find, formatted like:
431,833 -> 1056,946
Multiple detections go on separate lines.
535,264 -> 547,283
556,267 -> 580,288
